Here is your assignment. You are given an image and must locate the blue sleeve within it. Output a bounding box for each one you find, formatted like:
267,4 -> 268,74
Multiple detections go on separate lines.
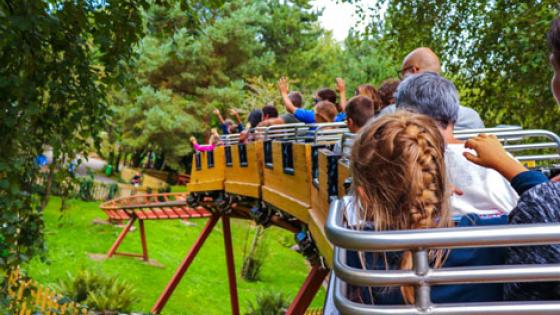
510,171 -> 549,196
294,108 -> 316,123
237,123 -> 244,133
220,124 -> 229,135
335,112 -> 346,122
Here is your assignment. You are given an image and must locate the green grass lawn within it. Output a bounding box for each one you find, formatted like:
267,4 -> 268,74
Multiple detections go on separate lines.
23,196 -> 326,314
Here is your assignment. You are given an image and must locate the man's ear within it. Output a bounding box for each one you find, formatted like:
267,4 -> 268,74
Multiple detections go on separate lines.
347,118 -> 355,131
411,65 -> 420,74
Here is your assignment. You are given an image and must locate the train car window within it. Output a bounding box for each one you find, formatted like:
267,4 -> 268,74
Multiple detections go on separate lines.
207,150 -> 214,168
282,142 -> 294,175
195,152 -> 202,171
239,144 -> 248,167
225,146 -> 232,167
311,146 -> 321,188
327,155 -> 339,202
264,140 -> 273,169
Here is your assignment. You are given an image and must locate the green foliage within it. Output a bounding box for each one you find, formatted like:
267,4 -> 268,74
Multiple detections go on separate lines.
78,175 -> 95,202
0,0 -> 149,269
245,291 -> 290,315
56,269 -> 138,313
346,0 -> 560,130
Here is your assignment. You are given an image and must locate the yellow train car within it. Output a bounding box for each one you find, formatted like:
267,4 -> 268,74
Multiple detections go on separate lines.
224,141 -> 263,199
187,146 -> 225,193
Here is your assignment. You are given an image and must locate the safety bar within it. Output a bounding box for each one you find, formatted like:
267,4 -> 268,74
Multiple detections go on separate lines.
258,123 -> 310,141
453,125 -> 523,134
311,122 -> 349,143
220,133 -> 240,146
325,198 -> 560,314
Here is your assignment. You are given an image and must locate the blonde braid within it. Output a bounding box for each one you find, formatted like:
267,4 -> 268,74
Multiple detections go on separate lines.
398,122 -> 445,304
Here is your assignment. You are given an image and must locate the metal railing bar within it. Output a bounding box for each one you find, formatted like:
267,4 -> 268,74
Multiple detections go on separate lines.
326,200 -> 560,251
333,247 -> 560,286
333,277 -> 560,315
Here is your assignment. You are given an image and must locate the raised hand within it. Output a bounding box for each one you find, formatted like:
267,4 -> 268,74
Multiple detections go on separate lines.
278,77 -> 289,95
336,77 -> 346,93
213,109 -> 221,116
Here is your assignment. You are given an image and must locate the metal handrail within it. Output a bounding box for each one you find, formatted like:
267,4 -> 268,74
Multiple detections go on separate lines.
325,198 -> 560,315
453,126 -> 523,134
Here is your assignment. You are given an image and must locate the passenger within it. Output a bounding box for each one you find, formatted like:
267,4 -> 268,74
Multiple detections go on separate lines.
258,92 -> 303,127
332,96 -> 376,155
462,18 -> 560,300
396,72 -> 518,215
343,112 -> 506,305
277,77 -> 346,124
354,84 -> 384,115
378,79 -> 400,110
240,105 -> 279,142
190,129 -> 222,152
213,109 -> 243,134
345,96 -> 376,133
314,101 -> 337,123
379,47 -> 484,129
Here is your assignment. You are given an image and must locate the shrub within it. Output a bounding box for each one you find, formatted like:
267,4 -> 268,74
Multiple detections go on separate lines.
56,270 -> 138,314
241,225 -> 268,282
246,291 -> 289,315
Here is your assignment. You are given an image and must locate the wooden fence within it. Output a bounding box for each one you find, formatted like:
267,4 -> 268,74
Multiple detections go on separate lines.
4,269 -> 89,315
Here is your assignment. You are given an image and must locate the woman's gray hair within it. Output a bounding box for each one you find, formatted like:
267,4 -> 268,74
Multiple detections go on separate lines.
396,72 -> 459,126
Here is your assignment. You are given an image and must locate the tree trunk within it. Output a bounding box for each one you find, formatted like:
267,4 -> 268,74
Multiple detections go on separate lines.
40,159 -> 56,209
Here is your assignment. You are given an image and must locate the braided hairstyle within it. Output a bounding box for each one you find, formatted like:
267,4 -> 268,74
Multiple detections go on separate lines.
350,111 -> 452,304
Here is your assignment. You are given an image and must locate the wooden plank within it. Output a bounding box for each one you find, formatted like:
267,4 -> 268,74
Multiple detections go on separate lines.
225,181 -> 260,199
308,209 -> 333,268
262,186 -> 309,223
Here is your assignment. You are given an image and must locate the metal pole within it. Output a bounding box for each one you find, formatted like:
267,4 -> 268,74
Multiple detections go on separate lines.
107,217 -> 137,258
222,216 -> 240,315
285,265 -> 329,315
151,214 -> 220,314
139,219 -> 149,261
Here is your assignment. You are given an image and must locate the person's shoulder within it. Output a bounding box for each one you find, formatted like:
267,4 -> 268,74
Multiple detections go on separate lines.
457,106 -> 484,129
379,104 -> 397,115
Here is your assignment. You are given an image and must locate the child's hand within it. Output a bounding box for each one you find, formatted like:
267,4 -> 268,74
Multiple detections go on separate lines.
189,136 -> 196,143
230,109 -> 238,116
278,77 -> 289,95
213,109 -> 221,115
464,133 -> 527,180
336,77 -> 345,93
464,134 -> 509,170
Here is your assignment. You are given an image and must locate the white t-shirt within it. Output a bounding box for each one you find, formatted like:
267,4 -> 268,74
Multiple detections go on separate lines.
445,144 -> 519,215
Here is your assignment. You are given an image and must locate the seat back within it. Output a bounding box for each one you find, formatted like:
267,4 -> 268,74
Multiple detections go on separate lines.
325,198 -> 560,314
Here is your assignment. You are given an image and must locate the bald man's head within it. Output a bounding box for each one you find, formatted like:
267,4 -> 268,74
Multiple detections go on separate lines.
400,47 -> 441,78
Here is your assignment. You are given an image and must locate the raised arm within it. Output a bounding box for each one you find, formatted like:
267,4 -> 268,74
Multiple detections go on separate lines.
213,109 -> 225,124
336,77 -> 347,112
279,77 -> 297,114
230,109 -> 242,125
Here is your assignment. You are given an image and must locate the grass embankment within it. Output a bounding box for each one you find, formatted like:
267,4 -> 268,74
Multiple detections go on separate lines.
24,196 -> 326,314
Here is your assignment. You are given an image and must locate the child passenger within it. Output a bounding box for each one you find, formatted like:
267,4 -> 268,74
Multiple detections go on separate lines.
340,111 -> 559,305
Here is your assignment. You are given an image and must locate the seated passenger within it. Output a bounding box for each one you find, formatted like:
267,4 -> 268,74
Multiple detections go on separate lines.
240,105 -> 279,142
355,84 -> 384,114
258,92 -> 303,127
277,77 -> 346,123
213,109 -> 243,134
314,101 -> 337,123
339,112 -> 559,305
378,78 -> 400,110
379,47 -> 484,129
333,96 -> 376,155
190,129 -> 222,152
396,72 -> 518,215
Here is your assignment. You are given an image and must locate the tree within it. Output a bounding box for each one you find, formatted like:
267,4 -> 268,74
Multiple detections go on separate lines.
0,0 -> 148,269
345,0 -> 560,130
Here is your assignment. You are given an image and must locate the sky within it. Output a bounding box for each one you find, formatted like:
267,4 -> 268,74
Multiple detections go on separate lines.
312,0 -> 368,42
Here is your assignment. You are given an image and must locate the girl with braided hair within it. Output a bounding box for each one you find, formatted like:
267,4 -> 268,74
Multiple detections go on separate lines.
336,112 -> 508,307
